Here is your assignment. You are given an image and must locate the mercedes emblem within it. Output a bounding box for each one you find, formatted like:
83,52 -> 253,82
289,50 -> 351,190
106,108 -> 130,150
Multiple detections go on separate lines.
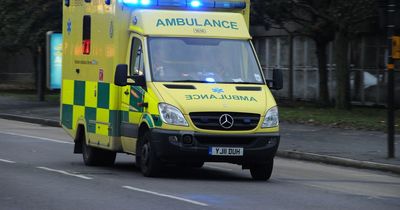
219,114 -> 234,129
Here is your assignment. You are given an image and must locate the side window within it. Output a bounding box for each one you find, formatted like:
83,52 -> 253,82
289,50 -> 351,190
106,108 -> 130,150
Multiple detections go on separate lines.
82,15 -> 91,55
130,38 -> 144,76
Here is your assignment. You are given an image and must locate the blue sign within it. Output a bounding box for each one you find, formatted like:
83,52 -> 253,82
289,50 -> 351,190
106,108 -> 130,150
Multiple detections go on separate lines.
48,33 -> 63,90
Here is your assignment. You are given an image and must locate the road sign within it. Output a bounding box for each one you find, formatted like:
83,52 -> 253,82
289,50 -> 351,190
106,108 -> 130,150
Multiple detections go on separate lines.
393,36 -> 400,59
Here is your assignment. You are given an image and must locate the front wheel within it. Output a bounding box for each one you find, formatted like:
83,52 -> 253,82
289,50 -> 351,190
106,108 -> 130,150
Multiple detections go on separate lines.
140,131 -> 163,177
250,159 -> 274,181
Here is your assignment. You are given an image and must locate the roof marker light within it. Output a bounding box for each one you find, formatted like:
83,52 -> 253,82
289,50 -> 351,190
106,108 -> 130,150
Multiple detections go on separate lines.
190,0 -> 202,7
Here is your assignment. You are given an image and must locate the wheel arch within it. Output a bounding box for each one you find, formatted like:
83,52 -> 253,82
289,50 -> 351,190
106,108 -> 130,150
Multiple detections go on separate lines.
135,122 -> 150,156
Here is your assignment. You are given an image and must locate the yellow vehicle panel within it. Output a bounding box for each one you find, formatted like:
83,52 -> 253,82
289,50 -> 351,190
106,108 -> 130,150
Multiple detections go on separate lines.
129,10 -> 251,39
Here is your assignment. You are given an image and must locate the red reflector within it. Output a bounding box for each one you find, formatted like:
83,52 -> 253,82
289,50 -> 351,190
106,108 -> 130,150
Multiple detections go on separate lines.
82,39 -> 91,55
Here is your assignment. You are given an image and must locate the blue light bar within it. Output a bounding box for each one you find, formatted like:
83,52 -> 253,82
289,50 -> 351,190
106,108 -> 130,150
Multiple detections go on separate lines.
122,0 -> 156,6
158,0 -> 186,7
142,0 -> 151,5
190,0 -> 202,7
121,0 -> 246,9
123,0 -> 139,4
215,1 -> 246,9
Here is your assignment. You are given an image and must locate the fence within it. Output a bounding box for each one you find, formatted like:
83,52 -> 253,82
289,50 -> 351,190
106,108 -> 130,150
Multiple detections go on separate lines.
0,49 -> 36,90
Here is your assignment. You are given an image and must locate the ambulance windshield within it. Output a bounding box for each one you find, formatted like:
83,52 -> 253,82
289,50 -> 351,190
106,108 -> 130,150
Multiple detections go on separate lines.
148,38 -> 264,84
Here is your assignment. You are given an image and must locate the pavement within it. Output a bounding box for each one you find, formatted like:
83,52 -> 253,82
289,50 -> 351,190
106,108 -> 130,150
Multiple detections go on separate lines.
0,94 -> 399,175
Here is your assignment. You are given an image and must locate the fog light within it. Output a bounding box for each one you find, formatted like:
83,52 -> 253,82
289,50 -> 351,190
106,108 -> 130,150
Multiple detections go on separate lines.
168,136 -> 179,143
182,135 -> 193,145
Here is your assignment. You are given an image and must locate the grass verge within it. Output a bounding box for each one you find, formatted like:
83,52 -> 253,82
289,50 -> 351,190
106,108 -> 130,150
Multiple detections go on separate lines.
280,105 -> 400,133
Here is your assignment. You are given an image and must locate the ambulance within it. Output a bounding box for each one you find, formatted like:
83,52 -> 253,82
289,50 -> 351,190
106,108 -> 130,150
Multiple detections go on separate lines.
61,0 -> 283,180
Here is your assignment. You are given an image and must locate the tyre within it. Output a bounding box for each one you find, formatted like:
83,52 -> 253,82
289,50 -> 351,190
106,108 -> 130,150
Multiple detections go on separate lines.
250,159 -> 274,181
82,136 -> 116,166
178,162 -> 204,168
140,131 -> 163,177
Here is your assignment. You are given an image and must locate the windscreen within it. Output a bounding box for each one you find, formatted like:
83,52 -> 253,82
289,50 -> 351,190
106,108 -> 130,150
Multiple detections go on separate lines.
148,38 -> 264,84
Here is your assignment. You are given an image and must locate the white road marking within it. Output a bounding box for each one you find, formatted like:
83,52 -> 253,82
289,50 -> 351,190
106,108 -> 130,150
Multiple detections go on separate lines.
0,131 -> 73,145
37,167 -> 92,180
122,185 -> 208,207
0,158 -> 16,164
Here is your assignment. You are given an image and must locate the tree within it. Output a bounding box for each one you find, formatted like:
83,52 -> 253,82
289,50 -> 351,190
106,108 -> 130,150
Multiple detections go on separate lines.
0,0 -> 62,52
252,0 -> 334,106
251,0 -> 378,109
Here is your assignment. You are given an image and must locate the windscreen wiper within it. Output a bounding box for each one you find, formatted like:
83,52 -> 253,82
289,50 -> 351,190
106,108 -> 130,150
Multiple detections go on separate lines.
170,80 -> 210,83
219,82 -> 264,85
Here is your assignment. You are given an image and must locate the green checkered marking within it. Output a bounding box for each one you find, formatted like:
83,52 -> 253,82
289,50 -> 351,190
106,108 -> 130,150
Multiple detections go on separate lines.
98,82 -> 110,109
144,114 -> 154,128
121,111 -> 129,122
109,110 -> 120,136
62,80 -> 163,137
130,86 -> 144,112
85,107 -> 97,133
152,115 -> 162,127
74,81 -> 85,106
62,104 -> 73,129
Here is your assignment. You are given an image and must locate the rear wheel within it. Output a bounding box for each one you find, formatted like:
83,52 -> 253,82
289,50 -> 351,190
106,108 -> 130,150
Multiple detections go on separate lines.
250,159 -> 274,181
82,137 -> 116,166
140,131 -> 163,177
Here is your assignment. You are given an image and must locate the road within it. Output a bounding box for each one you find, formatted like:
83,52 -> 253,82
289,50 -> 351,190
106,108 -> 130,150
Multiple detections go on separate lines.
0,119 -> 399,210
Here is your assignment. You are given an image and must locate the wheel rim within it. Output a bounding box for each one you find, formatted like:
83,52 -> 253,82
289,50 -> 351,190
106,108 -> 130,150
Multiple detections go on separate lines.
141,144 -> 150,168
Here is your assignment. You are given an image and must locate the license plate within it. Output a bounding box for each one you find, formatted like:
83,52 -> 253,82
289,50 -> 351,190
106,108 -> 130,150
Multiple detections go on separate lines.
209,147 -> 244,156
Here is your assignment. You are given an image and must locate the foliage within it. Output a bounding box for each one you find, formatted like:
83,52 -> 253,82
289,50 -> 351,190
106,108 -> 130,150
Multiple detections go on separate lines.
251,0 -> 378,109
0,0 -> 62,52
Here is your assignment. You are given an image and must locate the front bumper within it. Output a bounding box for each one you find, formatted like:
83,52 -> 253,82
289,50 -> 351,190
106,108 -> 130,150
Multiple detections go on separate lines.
150,129 -> 280,165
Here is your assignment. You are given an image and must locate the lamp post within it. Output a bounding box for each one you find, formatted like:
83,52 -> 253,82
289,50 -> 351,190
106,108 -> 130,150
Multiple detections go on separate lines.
386,0 -> 396,158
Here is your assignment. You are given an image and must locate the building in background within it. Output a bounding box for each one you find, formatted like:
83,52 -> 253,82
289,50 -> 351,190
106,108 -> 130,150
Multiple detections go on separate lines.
251,26 -> 399,106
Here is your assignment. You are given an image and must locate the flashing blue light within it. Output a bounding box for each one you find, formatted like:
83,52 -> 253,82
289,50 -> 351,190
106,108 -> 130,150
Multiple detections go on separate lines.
190,0 -> 202,7
142,0 -> 151,5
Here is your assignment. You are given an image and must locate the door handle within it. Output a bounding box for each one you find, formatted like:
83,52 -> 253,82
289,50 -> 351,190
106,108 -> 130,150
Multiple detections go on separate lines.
124,90 -> 129,95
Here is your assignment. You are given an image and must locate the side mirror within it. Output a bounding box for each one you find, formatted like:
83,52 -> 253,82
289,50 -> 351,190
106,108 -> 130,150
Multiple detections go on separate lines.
266,68 -> 283,90
114,64 -> 147,89
114,64 -> 128,86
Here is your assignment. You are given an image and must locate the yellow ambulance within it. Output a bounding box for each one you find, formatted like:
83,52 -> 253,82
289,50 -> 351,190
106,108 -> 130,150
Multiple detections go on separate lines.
61,0 -> 283,180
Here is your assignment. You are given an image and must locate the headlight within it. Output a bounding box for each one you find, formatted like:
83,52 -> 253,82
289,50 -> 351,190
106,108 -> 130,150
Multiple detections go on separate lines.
262,106 -> 279,128
158,103 -> 188,126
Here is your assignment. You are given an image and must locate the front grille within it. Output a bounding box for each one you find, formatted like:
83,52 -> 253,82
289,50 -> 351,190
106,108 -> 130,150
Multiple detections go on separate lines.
189,112 -> 260,131
195,136 -> 257,145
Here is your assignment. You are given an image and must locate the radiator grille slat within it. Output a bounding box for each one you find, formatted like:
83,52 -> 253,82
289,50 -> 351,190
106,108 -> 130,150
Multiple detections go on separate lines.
189,112 -> 260,131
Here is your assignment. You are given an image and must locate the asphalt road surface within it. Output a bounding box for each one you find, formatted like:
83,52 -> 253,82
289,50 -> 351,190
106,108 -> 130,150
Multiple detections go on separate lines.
0,119 -> 399,210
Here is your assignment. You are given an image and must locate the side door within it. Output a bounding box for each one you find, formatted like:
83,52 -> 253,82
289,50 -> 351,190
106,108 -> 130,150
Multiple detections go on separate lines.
120,35 -> 146,154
